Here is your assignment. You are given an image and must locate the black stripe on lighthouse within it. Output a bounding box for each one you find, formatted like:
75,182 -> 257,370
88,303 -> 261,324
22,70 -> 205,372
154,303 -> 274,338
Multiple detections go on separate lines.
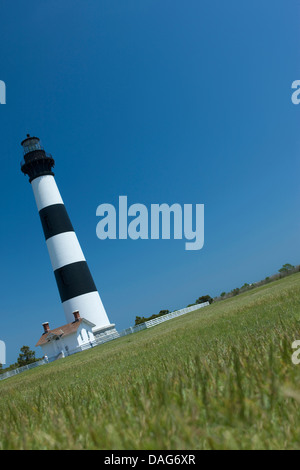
38,202 -> 98,303
39,204 -> 74,240
54,261 -> 97,303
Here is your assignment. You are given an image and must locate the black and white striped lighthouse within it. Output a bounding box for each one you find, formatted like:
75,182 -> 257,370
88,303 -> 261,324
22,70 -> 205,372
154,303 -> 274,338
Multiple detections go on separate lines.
20,135 -> 115,337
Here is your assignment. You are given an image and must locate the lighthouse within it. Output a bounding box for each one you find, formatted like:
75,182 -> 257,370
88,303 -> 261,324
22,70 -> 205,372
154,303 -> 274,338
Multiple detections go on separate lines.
20,135 -> 116,338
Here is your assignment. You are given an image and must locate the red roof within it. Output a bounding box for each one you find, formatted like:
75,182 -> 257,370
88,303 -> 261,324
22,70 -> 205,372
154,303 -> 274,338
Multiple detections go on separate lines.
36,319 -> 85,347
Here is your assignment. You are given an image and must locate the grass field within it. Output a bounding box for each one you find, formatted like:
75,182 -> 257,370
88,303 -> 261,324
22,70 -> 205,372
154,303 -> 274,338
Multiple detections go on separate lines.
0,273 -> 300,450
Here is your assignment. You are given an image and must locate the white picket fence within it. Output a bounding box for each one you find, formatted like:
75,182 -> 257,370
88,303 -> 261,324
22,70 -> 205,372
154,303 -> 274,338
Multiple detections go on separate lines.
118,302 -> 209,336
0,358 -> 48,381
0,301 -> 209,381
145,302 -> 209,326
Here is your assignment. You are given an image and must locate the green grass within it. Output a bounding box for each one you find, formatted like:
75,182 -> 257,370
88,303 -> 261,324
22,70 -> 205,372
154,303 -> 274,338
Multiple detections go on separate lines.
1,273 -> 300,449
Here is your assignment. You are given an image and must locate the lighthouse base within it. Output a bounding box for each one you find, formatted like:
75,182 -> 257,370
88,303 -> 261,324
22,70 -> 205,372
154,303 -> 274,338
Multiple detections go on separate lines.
62,291 -> 112,332
93,324 -> 119,341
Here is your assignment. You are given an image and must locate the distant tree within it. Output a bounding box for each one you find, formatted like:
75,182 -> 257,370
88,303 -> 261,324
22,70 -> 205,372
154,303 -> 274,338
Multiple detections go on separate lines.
241,283 -> 250,289
148,315 -> 157,321
158,310 -> 169,316
135,310 -> 170,326
17,346 -> 36,367
279,263 -> 294,273
220,292 -> 226,297
196,295 -> 213,305
231,288 -> 240,296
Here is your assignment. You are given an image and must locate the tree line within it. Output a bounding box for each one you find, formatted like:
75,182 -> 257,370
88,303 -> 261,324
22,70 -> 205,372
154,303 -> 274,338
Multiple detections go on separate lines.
135,295 -> 213,326
135,264 -> 298,326
215,263 -> 299,301
0,346 -> 40,374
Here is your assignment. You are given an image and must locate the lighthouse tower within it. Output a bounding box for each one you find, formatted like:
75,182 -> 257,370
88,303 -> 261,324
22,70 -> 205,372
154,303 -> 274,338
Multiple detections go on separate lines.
20,135 -> 115,337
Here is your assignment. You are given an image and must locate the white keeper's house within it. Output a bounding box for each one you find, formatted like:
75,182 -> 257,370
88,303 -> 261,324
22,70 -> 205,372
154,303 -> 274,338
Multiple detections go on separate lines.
36,310 -> 95,360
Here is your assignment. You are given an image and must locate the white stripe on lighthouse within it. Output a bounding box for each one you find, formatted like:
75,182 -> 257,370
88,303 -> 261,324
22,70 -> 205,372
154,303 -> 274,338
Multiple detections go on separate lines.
31,175 -> 63,211
62,291 -> 110,330
46,232 -> 86,271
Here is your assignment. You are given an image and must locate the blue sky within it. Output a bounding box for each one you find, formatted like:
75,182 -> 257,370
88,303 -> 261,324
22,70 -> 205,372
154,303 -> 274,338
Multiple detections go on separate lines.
0,1 -> 299,365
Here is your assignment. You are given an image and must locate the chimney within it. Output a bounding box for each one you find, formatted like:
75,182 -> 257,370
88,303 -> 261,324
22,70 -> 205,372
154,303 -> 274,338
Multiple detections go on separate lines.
73,310 -> 80,322
42,322 -> 50,334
